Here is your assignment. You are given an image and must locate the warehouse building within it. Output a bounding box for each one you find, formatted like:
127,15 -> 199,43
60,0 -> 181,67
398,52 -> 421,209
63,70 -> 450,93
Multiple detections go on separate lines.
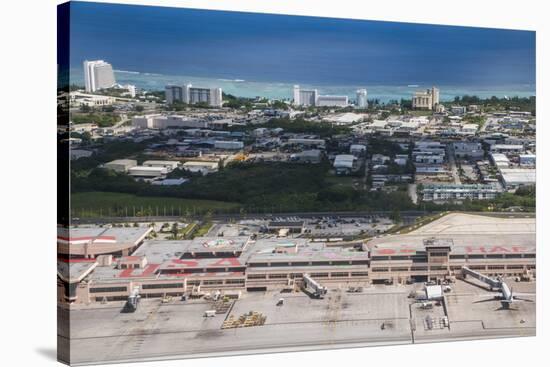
499,168 -> 536,190
103,159 -> 137,173
181,161 -> 219,175
142,160 -> 180,171
127,166 -> 168,179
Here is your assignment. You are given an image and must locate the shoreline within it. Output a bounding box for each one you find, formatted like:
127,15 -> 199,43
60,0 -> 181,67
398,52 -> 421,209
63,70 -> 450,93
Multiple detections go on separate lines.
67,67 -> 536,103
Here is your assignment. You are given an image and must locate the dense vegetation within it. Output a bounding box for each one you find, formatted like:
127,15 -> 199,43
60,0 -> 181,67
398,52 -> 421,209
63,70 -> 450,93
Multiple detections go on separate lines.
444,95 -> 536,116
72,160 -> 417,215
264,117 -> 351,137
71,112 -> 120,127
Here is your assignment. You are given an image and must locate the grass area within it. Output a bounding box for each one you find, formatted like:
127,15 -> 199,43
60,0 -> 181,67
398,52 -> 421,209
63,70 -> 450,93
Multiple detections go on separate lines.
181,223 -> 198,238
385,211 -> 450,235
193,222 -> 213,238
71,192 -> 241,218
325,175 -> 359,188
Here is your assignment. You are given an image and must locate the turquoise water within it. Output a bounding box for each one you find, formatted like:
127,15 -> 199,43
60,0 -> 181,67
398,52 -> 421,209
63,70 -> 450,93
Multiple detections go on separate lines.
70,68 -> 535,103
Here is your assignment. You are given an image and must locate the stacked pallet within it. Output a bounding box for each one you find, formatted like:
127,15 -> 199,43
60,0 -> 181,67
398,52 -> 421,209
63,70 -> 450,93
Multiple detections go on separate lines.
221,311 -> 266,329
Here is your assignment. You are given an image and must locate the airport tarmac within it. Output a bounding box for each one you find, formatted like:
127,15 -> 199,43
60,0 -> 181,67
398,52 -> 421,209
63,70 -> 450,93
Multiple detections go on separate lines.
62,278 -> 535,365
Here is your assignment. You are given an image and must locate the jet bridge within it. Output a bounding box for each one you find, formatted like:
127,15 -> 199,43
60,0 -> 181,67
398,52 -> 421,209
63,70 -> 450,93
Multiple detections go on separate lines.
302,273 -> 328,299
461,266 -> 502,290
124,286 -> 141,312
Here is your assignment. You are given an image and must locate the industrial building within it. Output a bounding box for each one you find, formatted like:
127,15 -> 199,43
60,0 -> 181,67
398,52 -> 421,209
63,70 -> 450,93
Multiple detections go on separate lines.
127,166 -> 168,179
214,140 -> 244,150
142,160 -> 180,171
58,214 -> 535,305
287,138 -> 326,149
499,168 -> 536,190
333,154 -> 357,174
103,159 -> 137,173
181,161 -> 219,175
132,114 -> 208,129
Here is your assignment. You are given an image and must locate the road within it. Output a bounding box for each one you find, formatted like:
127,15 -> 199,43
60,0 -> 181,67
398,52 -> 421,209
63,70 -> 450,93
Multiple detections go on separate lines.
73,210 -> 430,225
446,143 -> 461,184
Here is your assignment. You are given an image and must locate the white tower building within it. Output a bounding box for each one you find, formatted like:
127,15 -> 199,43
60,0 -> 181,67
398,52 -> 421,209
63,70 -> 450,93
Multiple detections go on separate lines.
83,60 -> 116,92
356,89 -> 368,109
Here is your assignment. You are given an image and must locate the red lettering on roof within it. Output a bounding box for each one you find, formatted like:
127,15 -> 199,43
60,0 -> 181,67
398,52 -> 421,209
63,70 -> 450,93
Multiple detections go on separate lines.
118,264 -> 159,278
511,246 -> 527,252
376,249 -> 396,255
166,259 -> 199,268
211,258 -> 242,267
489,246 -> 510,253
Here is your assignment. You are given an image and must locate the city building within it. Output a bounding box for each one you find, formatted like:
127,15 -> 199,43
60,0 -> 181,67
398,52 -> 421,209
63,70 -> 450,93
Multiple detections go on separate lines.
70,92 -> 116,107
287,138 -> 326,149
450,106 -> 467,115
453,142 -> 484,159
519,154 -> 536,167
292,85 -> 353,107
165,84 -> 223,107
132,114 -> 208,129
350,144 -> 367,156
214,141 -> 244,150
83,60 -> 116,92
490,144 -> 524,154
293,85 -> 318,106
422,184 -> 500,202
290,149 -> 323,164
333,154 -> 357,175
356,89 -> 368,108
316,95 -> 349,107
412,86 -> 439,110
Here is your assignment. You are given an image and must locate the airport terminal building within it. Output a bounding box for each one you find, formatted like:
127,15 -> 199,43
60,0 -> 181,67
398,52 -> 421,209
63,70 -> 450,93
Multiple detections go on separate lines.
58,215 -> 536,305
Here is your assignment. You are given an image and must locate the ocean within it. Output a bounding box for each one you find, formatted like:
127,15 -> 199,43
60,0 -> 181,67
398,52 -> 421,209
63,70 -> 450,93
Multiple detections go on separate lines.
67,2 -> 536,102
70,68 -> 535,103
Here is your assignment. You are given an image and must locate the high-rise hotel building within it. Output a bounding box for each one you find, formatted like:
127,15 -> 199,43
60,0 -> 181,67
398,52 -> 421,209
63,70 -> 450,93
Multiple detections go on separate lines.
356,89 -> 368,108
83,60 -> 116,92
412,86 -> 440,110
165,84 -> 223,107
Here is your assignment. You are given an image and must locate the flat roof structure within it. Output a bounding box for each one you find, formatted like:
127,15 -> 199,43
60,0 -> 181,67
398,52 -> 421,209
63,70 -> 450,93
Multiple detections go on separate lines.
57,226 -> 152,257
134,236 -> 251,260
368,213 -> 535,257
500,168 -> 536,188
57,259 -> 98,284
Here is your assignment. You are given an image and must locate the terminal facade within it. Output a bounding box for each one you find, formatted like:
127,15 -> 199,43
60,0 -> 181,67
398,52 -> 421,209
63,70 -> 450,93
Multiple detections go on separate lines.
57,226 -> 536,305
